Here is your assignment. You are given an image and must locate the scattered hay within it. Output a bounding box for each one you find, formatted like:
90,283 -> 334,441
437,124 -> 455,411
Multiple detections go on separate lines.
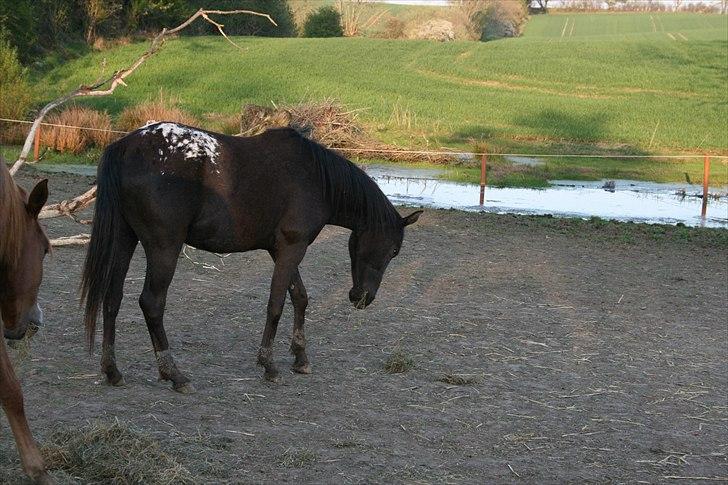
238,100 -> 456,164
438,373 -> 478,386
384,351 -> 414,374
6,324 -> 40,366
117,92 -> 198,132
279,448 -> 318,468
41,419 -> 197,484
43,106 -> 114,153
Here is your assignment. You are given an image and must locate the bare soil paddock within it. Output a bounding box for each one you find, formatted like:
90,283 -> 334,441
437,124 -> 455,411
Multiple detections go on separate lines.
2,170 -> 727,483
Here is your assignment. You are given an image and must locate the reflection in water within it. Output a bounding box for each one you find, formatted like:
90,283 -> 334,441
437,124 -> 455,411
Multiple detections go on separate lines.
364,165 -> 728,229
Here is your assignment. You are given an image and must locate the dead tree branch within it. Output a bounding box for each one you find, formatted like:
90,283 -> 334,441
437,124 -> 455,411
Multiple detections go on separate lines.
38,186 -> 97,221
49,234 -> 91,247
9,8 -> 276,176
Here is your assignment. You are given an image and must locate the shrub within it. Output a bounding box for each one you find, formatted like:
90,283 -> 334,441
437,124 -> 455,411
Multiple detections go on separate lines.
0,37 -> 33,144
303,6 -> 343,38
480,0 -> 528,41
185,0 -> 297,37
117,93 -> 197,131
380,17 -> 406,39
42,106 -> 114,153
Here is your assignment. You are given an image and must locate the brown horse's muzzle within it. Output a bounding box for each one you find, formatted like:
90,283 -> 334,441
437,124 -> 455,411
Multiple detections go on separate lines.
3,303 -> 43,340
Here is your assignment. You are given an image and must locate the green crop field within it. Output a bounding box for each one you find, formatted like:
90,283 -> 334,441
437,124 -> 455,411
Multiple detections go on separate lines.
16,12 -> 728,184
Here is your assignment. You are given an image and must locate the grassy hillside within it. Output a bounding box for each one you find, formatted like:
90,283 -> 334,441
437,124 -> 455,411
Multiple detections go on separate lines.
20,12 -> 728,183
32,14 -> 726,149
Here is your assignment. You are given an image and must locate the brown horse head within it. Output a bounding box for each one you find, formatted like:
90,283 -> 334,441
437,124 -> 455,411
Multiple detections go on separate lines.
0,164 -> 49,340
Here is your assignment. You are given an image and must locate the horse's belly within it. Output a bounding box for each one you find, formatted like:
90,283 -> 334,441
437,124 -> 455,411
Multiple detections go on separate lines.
186,208 -> 270,254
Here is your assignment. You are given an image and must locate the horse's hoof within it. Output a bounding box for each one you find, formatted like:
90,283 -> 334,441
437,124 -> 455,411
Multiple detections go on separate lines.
264,372 -> 280,383
33,472 -> 54,485
173,382 -> 196,394
108,376 -> 126,387
292,363 -> 311,375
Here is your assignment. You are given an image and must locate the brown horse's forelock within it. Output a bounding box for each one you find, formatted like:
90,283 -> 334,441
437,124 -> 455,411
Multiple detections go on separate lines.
0,161 -> 24,270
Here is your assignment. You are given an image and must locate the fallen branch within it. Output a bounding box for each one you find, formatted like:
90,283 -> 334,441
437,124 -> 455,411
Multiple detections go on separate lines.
50,234 -> 91,247
9,7 -> 276,176
39,186 -> 97,220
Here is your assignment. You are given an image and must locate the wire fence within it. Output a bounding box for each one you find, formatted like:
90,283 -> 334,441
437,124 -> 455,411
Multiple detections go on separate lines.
2,116 -> 727,161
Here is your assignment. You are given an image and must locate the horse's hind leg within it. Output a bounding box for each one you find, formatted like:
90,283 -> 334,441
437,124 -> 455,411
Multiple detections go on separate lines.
138,242 -> 193,393
101,223 -> 137,386
288,269 -> 311,374
0,337 -> 50,483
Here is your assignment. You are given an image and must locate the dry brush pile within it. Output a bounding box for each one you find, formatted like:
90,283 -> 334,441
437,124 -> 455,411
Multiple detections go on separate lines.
239,99 -> 457,164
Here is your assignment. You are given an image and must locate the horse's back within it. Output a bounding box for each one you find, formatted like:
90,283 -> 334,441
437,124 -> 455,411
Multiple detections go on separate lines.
107,124 -> 325,252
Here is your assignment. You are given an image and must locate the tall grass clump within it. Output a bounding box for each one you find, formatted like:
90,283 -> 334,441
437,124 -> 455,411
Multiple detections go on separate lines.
42,106 -> 113,153
0,37 -> 33,144
117,92 -> 198,132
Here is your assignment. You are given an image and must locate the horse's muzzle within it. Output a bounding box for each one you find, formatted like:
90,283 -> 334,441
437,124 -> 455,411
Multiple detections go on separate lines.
3,303 -> 43,340
349,288 -> 374,309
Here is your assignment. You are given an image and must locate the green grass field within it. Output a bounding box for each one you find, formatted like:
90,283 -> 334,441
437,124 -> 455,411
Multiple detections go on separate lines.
15,12 -> 728,185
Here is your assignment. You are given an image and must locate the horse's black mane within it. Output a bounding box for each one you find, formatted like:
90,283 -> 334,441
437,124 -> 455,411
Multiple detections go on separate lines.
299,134 -> 400,232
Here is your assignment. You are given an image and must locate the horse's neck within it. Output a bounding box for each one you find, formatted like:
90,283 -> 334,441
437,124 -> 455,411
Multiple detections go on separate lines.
327,205 -> 359,231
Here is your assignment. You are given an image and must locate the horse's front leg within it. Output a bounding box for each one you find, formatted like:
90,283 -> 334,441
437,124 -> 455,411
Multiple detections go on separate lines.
258,245 -> 307,381
289,269 -> 310,374
0,336 -> 50,483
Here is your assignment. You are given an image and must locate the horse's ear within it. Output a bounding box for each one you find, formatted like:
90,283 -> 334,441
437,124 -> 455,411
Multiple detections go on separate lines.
26,179 -> 48,219
401,210 -> 423,227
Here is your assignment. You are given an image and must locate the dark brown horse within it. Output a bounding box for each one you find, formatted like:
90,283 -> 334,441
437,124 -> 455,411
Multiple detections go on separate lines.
0,160 -> 51,483
81,123 -> 421,393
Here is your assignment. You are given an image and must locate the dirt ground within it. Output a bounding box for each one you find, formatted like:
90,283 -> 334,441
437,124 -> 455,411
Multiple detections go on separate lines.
2,169 -> 727,484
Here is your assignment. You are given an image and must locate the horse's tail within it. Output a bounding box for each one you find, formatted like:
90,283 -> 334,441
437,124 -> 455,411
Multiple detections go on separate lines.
80,142 -> 125,353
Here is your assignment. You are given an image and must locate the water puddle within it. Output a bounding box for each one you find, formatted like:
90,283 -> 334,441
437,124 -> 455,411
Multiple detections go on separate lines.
363,164 -> 728,229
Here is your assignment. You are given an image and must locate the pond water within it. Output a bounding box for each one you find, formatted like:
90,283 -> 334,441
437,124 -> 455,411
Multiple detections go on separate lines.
363,164 -> 728,229
32,163 -> 728,228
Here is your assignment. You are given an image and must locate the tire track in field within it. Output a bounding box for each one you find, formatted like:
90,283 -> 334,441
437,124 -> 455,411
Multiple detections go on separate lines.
560,17 -> 570,40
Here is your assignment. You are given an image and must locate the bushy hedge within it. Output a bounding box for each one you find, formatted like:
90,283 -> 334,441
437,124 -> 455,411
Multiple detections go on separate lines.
0,37 -> 32,143
0,0 -> 297,63
303,6 -> 343,38
480,0 -> 528,41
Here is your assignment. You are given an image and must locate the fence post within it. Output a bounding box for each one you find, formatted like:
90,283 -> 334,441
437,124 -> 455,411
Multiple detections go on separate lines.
479,151 -> 487,206
33,125 -> 41,162
701,154 -> 710,219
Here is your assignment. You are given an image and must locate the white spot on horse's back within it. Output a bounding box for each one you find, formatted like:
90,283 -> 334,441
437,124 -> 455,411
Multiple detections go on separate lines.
141,122 -> 220,172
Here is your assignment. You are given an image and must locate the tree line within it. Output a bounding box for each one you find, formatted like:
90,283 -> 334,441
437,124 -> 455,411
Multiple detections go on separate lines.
0,0 -> 296,63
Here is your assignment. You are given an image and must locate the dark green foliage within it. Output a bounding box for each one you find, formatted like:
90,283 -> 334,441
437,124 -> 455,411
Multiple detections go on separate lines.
184,0 -> 296,37
0,36 -> 33,142
124,0 -> 190,33
0,0 -> 36,62
0,0 -> 294,64
0,0 -> 85,62
303,6 -> 343,38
